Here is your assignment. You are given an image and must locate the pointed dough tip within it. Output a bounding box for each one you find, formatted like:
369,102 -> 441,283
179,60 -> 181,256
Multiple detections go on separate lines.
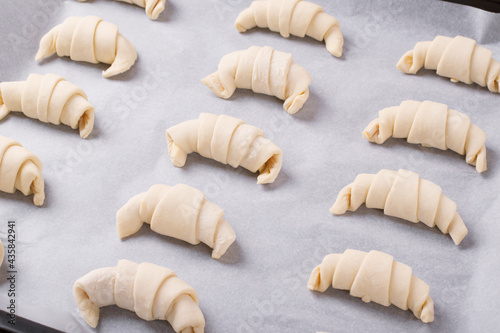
0,106 -> 11,120
201,73 -> 231,99
307,266 -> 323,292
211,219 -> 236,259
326,43 -> 343,58
420,298 -> 435,323
33,194 -> 45,207
396,51 -> 415,74
284,89 -> 309,115
235,23 -> 247,33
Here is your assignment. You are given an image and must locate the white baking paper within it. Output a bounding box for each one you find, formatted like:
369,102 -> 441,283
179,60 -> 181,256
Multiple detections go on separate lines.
0,0 -> 499,332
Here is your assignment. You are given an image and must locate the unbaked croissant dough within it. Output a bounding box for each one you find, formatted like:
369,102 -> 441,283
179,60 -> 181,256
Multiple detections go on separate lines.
0,136 -> 44,206
202,46 -> 311,114
0,74 -> 95,139
77,0 -> 166,20
331,169 -> 468,245
74,260 -> 205,332
166,113 -> 283,184
35,16 -> 137,78
308,249 -> 434,323
235,0 -> 344,57
117,184 -> 236,259
397,35 -> 500,93
363,100 -> 487,172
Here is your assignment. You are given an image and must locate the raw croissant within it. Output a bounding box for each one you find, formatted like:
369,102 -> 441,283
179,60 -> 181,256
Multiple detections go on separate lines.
74,259 -> 205,332
363,100 -> 486,172
0,74 -> 95,139
308,249 -> 434,323
202,46 -> 311,114
0,135 -> 44,206
331,169 -> 468,245
117,184 -> 236,259
235,0 -> 344,57
35,16 -> 137,78
166,113 -> 283,184
77,0 -> 166,20
397,35 -> 500,93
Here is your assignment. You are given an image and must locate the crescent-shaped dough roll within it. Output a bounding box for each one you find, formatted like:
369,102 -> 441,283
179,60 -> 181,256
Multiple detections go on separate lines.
74,260 -> 205,332
202,46 -> 311,114
35,16 -> 137,78
0,136 -> 44,206
308,250 -> 434,323
166,113 -> 283,184
77,0 -> 166,20
235,0 -> 344,57
330,169 -> 468,245
117,184 -> 236,259
0,74 -> 95,139
397,35 -> 500,93
363,100 -> 487,173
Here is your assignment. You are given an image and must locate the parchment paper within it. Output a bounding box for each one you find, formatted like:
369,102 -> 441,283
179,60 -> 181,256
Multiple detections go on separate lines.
0,0 -> 499,332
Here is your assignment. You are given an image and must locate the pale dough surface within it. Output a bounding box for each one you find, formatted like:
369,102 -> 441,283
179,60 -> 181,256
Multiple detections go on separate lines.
235,0 -> 344,57
73,259 -> 205,332
308,249 -> 434,323
0,135 -> 44,206
166,113 -> 283,184
35,15 -> 137,78
331,169 -> 468,245
0,73 -> 94,138
202,46 -> 311,114
363,100 -> 487,172
397,35 -> 500,93
77,0 -> 166,20
116,184 -> 236,259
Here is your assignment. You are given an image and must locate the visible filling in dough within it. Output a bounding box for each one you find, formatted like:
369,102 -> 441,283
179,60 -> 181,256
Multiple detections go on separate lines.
166,113 -> 283,184
0,74 -> 95,138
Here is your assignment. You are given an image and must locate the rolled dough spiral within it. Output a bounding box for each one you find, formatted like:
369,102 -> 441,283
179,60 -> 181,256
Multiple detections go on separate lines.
74,259 -> 205,332
331,169 -> 468,245
117,184 -> 236,259
308,249 -> 434,323
166,113 -> 283,184
397,35 -> 500,93
35,16 -> 137,78
363,100 -> 486,172
77,0 -> 166,20
202,46 -> 311,114
0,73 -> 94,139
235,0 -> 344,57
0,135 -> 44,206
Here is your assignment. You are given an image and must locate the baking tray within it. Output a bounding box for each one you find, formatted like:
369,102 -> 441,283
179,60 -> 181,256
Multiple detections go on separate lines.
0,0 -> 499,332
